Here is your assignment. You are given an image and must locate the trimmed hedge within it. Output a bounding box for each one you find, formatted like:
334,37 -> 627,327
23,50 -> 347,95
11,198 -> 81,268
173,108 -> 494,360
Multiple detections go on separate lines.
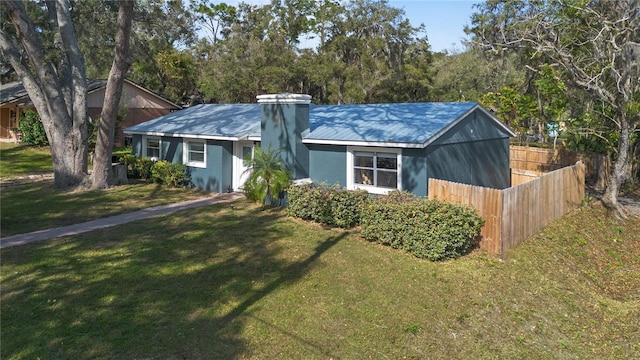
288,186 -> 485,261
361,195 -> 484,261
287,183 -> 370,229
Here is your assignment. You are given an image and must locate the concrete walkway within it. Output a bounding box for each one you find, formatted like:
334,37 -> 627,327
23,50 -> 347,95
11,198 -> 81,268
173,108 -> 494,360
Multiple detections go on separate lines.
0,192 -> 244,249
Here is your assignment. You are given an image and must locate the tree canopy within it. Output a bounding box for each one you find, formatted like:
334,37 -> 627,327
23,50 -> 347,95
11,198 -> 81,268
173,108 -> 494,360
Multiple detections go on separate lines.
468,0 -> 640,216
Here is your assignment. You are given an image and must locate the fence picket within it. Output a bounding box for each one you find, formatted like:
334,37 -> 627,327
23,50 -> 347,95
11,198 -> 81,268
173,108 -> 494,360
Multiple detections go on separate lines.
429,162 -> 586,255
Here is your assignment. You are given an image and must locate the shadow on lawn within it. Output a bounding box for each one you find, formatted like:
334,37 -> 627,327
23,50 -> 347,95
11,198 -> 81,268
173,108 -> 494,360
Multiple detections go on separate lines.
0,201 -> 346,359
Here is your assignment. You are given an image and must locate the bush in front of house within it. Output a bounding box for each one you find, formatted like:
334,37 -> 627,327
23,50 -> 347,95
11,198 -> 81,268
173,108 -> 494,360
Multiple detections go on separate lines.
119,154 -> 189,187
360,196 -> 484,261
120,154 -> 154,180
329,186 -> 371,228
16,110 -> 48,147
151,160 -> 189,187
287,183 -> 370,229
287,183 -> 331,223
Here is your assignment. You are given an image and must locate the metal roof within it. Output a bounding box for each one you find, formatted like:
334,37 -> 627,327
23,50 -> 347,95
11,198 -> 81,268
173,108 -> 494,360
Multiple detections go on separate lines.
125,101 -> 513,145
125,103 -> 261,140
306,102 -> 478,146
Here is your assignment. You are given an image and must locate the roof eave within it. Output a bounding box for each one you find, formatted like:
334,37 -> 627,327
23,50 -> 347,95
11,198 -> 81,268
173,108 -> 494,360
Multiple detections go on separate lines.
124,130 -> 242,142
475,104 -> 517,137
302,138 -> 426,149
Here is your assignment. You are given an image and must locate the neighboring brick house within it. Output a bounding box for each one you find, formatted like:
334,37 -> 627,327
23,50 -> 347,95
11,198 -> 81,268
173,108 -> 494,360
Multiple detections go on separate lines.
0,79 -> 181,145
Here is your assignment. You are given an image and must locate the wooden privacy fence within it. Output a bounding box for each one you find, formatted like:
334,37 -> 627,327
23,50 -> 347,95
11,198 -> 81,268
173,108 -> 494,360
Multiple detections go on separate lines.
428,161 -> 585,255
510,145 -> 583,173
510,145 -> 609,186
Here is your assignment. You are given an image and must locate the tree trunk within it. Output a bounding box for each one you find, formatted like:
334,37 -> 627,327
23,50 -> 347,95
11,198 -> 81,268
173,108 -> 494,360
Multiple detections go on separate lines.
0,0 -> 88,188
91,1 -> 134,189
601,117 -> 632,218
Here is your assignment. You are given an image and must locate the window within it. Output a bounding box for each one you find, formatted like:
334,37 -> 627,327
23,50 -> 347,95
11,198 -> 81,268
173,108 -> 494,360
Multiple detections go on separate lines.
145,137 -> 161,160
184,139 -> 206,168
347,147 -> 401,194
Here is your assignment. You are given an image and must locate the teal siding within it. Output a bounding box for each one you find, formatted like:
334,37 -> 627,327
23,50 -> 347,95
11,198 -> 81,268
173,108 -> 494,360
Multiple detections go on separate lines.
189,140 -> 233,192
164,137 -> 182,163
131,135 -> 181,161
425,111 -> 511,191
431,112 -> 509,145
402,148 -> 428,197
426,138 -> 510,190
308,144 -> 347,187
261,103 -> 309,179
131,135 -> 142,156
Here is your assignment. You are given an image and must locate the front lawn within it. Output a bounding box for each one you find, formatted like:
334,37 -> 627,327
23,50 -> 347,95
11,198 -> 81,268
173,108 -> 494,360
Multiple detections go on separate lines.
0,142 -> 53,179
1,181 -> 212,236
1,201 -> 639,359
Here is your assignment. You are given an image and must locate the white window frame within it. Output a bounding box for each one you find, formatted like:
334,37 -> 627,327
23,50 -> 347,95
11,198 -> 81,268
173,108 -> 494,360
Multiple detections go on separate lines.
346,146 -> 402,194
144,136 -> 161,161
183,139 -> 207,168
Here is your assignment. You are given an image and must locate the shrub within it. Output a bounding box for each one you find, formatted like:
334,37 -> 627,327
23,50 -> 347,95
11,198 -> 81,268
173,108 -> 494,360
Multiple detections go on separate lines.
376,190 -> 417,204
118,155 -> 189,187
328,187 -> 370,228
287,183 -> 332,223
287,183 -> 370,229
136,157 -> 155,181
151,160 -> 189,187
16,110 -> 48,146
119,154 -> 139,178
361,198 -> 484,261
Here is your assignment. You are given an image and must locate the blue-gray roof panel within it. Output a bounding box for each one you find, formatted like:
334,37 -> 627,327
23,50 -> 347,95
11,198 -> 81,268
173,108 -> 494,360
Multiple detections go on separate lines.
125,104 -> 261,138
124,101 -> 501,145
306,102 -> 477,144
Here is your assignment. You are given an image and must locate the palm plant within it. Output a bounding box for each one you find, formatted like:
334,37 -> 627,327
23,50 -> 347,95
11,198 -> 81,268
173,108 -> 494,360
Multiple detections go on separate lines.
242,146 -> 292,205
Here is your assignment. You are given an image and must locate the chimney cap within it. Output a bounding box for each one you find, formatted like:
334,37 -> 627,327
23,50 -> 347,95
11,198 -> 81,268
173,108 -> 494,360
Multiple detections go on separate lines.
257,93 -> 312,104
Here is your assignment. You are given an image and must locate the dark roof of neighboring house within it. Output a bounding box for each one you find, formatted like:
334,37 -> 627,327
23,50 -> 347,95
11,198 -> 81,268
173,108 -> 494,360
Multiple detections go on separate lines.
0,79 -> 180,109
125,100 -> 515,147
0,79 -> 107,105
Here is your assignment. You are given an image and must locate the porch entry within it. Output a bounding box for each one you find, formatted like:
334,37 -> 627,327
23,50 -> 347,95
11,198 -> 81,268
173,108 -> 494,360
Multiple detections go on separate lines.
233,141 -> 255,191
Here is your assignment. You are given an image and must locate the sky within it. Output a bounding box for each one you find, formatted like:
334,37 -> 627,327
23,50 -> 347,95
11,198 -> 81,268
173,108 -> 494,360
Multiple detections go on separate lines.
389,0 -> 479,52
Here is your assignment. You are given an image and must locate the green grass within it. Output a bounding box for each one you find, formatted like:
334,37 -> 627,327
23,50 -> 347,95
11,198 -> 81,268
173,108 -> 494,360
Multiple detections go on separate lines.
2,200 -> 639,359
1,181 -> 212,236
0,142 -> 53,179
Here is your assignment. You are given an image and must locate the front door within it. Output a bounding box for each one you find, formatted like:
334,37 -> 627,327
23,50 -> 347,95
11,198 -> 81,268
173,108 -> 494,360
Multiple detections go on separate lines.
233,141 -> 254,191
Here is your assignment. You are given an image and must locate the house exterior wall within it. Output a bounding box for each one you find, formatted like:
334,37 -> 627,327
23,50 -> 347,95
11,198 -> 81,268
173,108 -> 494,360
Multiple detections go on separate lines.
0,106 -> 31,141
163,137 -> 182,163
308,144 -> 347,187
426,137 -> 510,190
401,148 -> 428,197
189,140 -> 233,193
424,111 -> 512,191
89,107 -> 172,145
131,134 -> 233,193
431,111 -> 509,146
260,101 -> 310,179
